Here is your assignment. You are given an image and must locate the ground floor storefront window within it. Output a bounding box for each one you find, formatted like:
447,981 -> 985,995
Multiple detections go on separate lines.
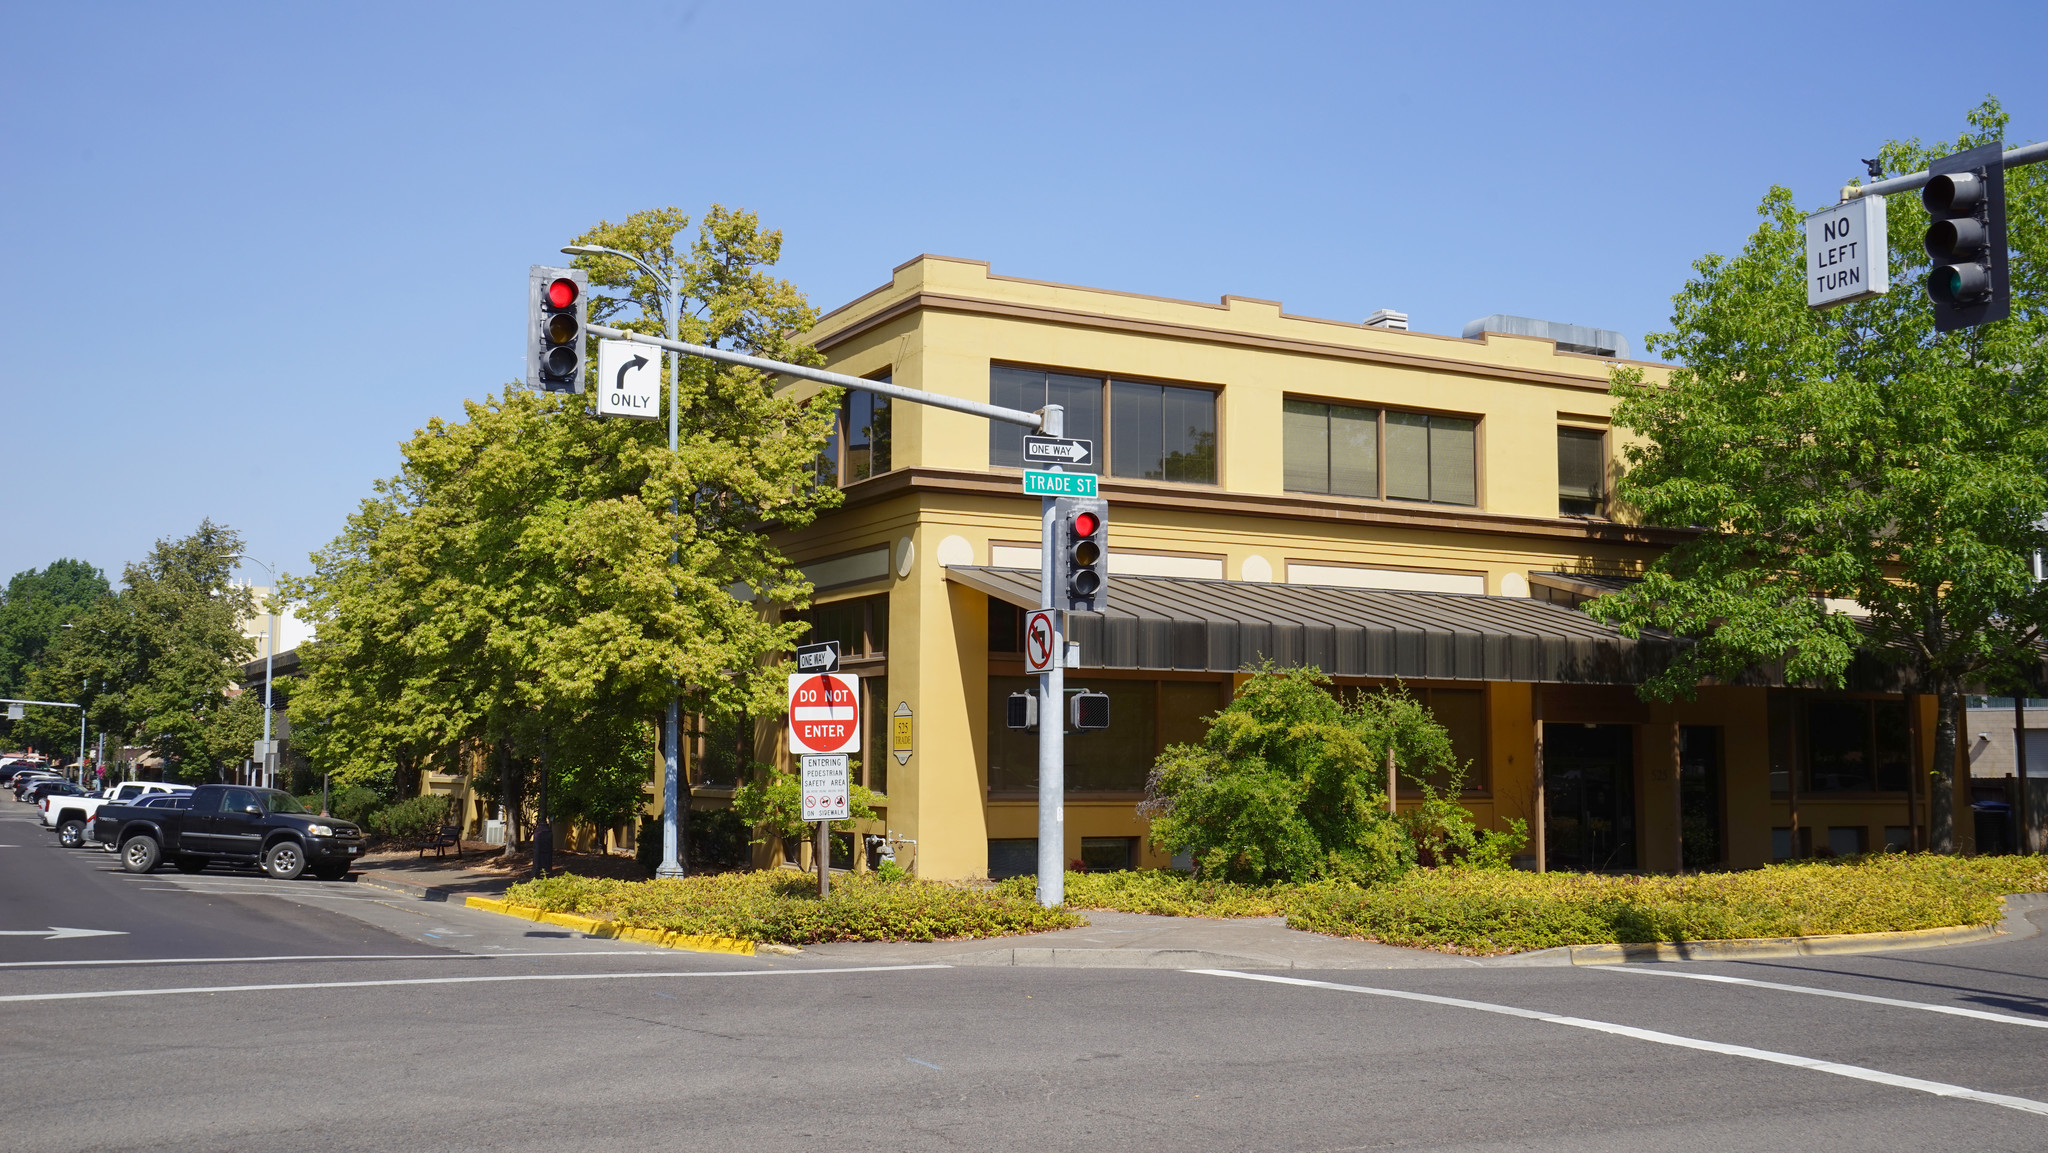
986,675 -> 1225,795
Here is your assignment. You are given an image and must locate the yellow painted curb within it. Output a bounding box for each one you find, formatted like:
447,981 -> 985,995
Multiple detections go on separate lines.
1566,919 -> 2001,965
465,896 -> 756,956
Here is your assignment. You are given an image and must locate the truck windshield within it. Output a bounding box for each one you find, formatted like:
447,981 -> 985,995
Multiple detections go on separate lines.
262,792 -> 310,814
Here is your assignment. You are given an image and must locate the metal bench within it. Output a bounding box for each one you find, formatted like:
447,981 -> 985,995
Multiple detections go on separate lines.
418,823 -> 461,859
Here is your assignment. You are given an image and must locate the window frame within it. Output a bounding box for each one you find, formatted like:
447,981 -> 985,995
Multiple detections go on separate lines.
1556,423 -> 1608,519
1283,395 -> 1481,508
818,372 -> 894,489
988,363 -> 1222,487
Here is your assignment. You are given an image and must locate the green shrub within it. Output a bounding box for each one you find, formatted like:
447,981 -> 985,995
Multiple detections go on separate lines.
998,869 -> 1298,917
1143,665 -> 1492,885
296,786 -> 383,826
367,793 -> 450,839
1286,854 -> 2048,954
504,870 -> 1084,945
634,807 -> 774,877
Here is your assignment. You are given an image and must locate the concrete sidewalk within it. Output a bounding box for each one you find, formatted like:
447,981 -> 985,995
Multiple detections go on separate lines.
352,856 -> 521,902
799,910 -> 1560,970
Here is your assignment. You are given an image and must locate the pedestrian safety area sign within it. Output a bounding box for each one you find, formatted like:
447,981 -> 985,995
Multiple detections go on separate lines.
801,754 -> 849,822
788,672 -> 861,754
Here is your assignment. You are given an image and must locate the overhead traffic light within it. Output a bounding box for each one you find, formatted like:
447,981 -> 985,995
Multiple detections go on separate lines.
1053,496 -> 1108,612
528,265 -> 590,392
1921,141 -> 2008,332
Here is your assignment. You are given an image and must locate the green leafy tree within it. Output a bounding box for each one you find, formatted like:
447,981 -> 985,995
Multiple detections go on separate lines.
0,559 -> 109,752
1588,101 -> 2048,852
28,522 -> 256,780
284,206 -> 838,829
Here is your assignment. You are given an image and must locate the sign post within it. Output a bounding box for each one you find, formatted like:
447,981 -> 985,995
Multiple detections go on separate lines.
800,753 -> 850,898
789,672 -> 859,898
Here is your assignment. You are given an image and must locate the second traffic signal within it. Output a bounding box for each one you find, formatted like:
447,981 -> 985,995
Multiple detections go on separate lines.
1053,496 -> 1109,612
528,265 -> 590,392
1922,141 -> 2008,332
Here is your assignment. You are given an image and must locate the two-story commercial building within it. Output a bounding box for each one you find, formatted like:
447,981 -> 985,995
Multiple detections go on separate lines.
692,254 -> 1965,880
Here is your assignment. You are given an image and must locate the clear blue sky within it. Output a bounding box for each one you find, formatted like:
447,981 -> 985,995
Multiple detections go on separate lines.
4,0 -> 2043,590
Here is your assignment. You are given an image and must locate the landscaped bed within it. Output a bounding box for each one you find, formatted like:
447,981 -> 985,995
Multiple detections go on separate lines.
502,870 -> 1085,945
1019,854 -> 2048,955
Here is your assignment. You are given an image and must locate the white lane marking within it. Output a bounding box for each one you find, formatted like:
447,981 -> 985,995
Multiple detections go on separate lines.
0,950 -> 677,970
1192,969 -> 2048,1118
0,963 -> 951,1004
0,927 -> 126,940
1599,965 -> 2048,1030
907,1057 -> 942,1070
135,886 -> 399,902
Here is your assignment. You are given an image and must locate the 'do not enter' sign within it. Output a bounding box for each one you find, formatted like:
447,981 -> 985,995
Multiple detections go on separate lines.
787,672 -> 861,755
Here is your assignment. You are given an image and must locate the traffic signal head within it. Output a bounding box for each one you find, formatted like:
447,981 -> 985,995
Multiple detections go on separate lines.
1920,142 -> 2008,332
528,265 -> 590,392
1053,496 -> 1108,612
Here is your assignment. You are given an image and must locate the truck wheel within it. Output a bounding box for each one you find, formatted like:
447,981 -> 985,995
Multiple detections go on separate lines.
264,840 -> 307,880
57,819 -> 86,848
172,854 -> 208,874
121,836 -> 162,874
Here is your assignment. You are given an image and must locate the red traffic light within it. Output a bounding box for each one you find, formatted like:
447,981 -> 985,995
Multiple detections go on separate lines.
545,277 -> 579,309
1072,510 -> 1100,537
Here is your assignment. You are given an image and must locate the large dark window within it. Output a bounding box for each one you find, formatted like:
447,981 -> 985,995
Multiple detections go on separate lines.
819,375 -> 892,487
1805,698 -> 1910,793
1384,411 -> 1476,506
990,366 -> 1216,485
990,367 -> 1104,474
790,595 -> 888,659
1558,426 -> 1606,517
987,676 -> 1226,794
1111,380 -> 1216,483
1283,399 -> 1379,498
1680,726 -> 1722,869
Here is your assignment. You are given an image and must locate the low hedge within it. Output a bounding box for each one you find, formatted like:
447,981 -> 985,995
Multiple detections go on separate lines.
1022,855 -> 2048,954
503,870 -> 1085,945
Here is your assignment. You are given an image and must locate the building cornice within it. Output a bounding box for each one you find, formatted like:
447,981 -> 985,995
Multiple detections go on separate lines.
815,290 -> 1639,395
826,466 -> 1694,548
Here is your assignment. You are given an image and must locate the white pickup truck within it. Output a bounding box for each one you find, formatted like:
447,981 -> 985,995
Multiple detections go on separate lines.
45,781 -> 194,847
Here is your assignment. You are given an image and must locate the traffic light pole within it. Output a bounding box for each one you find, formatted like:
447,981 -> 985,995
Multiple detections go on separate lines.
582,323 -> 1074,905
1839,139 -> 2048,201
1036,406 -> 1067,909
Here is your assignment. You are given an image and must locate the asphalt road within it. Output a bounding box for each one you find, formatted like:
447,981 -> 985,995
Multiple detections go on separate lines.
6,798 -> 2048,1151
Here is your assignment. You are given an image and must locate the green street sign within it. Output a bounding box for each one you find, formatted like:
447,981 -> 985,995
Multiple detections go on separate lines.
1022,469 -> 1098,497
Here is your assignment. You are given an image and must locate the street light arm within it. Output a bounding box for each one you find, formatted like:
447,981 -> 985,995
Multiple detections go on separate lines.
586,323 -> 1049,430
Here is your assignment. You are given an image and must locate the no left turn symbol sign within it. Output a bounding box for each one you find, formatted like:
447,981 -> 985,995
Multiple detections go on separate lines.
1024,609 -> 1058,674
788,672 -> 861,755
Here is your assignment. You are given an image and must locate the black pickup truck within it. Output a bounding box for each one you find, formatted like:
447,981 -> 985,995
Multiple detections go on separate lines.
92,784 -> 365,881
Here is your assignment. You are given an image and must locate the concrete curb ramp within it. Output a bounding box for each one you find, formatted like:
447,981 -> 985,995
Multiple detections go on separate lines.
463,896 -> 757,956
1559,920 -> 2002,965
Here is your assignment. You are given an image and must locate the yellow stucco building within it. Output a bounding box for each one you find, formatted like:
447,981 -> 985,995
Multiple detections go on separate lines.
698,254 -> 1963,880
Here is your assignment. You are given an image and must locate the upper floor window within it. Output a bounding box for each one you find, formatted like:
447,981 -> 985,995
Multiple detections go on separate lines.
818,376 -> 892,487
1283,400 -> 1476,506
789,594 -> 889,660
1557,426 -> 1606,517
990,366 -> 1217,485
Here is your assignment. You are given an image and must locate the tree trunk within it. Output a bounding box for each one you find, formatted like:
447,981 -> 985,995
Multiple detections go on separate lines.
1932,690 -> 1961,854
497,742 -> 519,856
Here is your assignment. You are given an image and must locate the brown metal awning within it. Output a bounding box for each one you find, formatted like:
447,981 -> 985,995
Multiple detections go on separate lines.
945,567 -> 1679,685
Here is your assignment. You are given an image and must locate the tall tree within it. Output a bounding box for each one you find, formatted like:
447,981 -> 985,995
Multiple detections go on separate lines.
28,522 -> 257,779
1589,101 -> 2048,852
0,559 -> 109,752
285,206 -> 838,824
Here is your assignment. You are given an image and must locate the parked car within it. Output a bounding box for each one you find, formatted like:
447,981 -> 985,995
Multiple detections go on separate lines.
25,779 -> 85,806
93,785 -> 363,881
13,772 -> 62,800
44,781 -> 195,847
